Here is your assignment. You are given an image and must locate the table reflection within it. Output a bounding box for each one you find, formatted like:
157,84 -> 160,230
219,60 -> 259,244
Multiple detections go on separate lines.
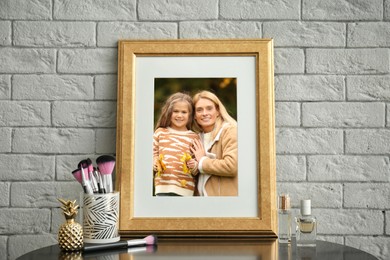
20,239 -> 378,260
83,239 -> 277,260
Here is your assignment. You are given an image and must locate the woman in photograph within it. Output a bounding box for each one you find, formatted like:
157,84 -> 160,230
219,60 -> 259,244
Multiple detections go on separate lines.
153,92 -> 200,196
191,90 -> 238,196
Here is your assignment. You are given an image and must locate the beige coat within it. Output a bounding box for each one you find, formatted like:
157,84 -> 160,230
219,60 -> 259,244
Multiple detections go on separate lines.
199,124 -> 238,196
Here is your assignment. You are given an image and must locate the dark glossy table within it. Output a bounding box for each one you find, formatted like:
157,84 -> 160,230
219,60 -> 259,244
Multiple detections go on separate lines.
17,239 -> 378,260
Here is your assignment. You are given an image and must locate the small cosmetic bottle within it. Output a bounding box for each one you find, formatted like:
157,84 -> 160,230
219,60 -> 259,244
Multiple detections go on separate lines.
278,194 -> 292,243
295,199 -> 317,247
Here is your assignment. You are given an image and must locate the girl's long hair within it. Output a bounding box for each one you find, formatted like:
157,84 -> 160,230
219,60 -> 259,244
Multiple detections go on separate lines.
155,92 -> 194,131
192,90 -> 237,139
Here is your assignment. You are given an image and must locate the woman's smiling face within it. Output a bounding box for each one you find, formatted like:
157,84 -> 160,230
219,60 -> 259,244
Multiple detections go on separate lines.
194,98 -> 220,133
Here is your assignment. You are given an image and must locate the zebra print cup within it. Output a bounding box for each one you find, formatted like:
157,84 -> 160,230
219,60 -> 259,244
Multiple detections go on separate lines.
83,192 -> 120,243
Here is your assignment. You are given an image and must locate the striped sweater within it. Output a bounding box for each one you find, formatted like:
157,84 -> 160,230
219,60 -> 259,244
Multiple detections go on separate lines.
153,127 -> 200,196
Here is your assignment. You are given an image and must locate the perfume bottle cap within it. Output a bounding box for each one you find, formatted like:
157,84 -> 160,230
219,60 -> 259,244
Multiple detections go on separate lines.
278,194 -> 290,210
300,199 -> 311,215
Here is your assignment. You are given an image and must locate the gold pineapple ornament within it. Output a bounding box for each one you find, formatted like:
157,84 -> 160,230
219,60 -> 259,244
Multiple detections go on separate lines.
58,199 -> 84,251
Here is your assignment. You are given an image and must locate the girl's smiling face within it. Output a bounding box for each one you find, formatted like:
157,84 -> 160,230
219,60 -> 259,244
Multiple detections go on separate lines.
194,98 -> 220,133
169,101 -> 190,131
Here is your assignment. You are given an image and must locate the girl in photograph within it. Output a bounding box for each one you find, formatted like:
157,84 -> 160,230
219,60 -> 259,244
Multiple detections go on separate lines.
153,92 -> 200,196
191,90 -> 238,196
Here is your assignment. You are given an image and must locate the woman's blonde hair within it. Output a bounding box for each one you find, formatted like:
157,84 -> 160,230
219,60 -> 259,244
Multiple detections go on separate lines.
155,92 -> 194,131
192,90 -> 237,138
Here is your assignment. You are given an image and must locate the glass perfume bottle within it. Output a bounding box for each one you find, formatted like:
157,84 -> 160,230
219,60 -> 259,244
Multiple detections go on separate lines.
278,194 -> 292,243
295,199 -> 317,247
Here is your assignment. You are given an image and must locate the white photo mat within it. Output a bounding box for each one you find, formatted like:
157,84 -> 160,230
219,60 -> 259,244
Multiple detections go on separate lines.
134,56 -> 258,217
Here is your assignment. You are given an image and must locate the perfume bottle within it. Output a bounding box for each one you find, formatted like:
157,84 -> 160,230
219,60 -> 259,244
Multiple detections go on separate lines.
278,194 -> 292,243
295,199 -> 317,247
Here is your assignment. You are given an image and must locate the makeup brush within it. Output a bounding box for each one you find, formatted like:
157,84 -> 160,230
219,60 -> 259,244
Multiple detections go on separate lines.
77,159 -> 94,194
96,155 -> 116,193
96,167 -> 106,193
72,167 -> 93,194
80,166 -> 93,194
93,167 -> 104,193
77,159 -> 88,170
85,158 -> 98,193
83,235 -> 158,253
71,168 -> 82,184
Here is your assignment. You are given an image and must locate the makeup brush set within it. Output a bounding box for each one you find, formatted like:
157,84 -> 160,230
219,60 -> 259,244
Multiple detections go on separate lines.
69,155 -> 159,253
72,155 -> 116,194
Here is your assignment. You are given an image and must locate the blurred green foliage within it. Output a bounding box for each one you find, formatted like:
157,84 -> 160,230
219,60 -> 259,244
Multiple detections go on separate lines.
154,78 -> 237,126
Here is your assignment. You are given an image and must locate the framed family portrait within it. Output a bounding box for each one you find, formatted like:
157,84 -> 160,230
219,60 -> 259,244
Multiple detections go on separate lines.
116,39 -> 277,238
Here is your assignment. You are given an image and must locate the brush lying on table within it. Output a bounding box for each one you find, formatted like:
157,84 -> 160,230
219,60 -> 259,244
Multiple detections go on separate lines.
83,235 -> 158,253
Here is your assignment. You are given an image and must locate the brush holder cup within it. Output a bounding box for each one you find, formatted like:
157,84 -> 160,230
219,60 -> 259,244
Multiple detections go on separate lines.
82,192 -> 120,243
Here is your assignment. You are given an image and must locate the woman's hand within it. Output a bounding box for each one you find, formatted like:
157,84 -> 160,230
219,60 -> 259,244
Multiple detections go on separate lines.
191,139 -> 206,161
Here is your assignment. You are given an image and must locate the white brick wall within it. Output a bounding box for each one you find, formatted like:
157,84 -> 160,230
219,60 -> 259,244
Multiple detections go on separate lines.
0,0 -> 389,259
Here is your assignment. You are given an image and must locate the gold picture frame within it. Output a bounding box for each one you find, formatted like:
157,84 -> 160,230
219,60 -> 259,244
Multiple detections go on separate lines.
116,39 -> 277,238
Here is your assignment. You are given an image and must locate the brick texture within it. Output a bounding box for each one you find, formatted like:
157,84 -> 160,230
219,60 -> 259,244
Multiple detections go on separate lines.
0,48 -> 55,73
139,0 -> 218,20
306,49 -> 389,74
53,0 -> 136,20
0,1 -> 389,260
14,21 -> 96,47
302,0 -> 383,20
13,75 -> 94,100
263,22 -> 346,47
180,21 -> 262,38
0,21 -> 11,45
220,0 -> 300,19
